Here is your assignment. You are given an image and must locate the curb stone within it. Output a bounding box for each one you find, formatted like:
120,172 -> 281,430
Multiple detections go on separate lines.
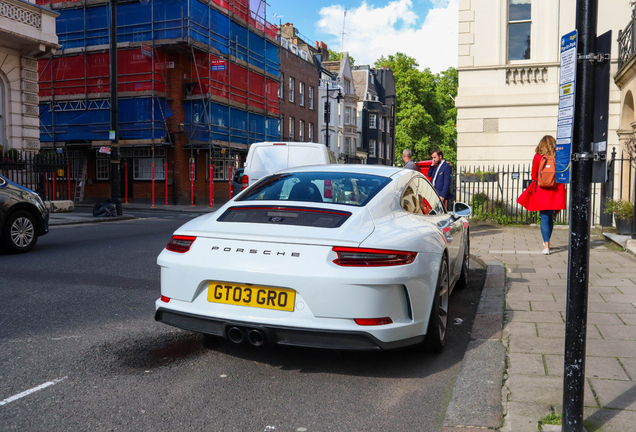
49,215 -> 136,226
442,253 -> 506,431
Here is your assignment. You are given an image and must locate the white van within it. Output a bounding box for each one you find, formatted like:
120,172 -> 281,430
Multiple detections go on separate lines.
242,142 -> 336,188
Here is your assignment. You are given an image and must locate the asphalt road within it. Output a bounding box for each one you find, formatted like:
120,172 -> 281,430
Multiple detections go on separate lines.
0,213 -> 486,432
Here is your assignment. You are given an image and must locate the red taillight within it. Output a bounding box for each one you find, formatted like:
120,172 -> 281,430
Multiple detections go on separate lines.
324,179 -> 332,198
273,142 -> 287,145
166,235 -> 197,253
161,295 -> 171,303
241,174 -> 249,190
354,317 -> 393,326
332,247 -> 417,267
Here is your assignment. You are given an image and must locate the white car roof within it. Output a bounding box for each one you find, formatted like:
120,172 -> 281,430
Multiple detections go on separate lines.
277,164 -> 408,177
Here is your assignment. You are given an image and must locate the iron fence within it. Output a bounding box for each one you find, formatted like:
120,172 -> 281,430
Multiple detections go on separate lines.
454,151 -> 635,227
0,150 -> 73,201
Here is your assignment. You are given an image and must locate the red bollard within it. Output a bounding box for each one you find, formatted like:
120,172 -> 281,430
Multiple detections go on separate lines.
209,161 -> 214,207
228,165 -> 233,200
52,170 -> 56,201
151,162 -> 155,208
45,173 -> 49,201
125,161 -> 128,204
190,159 -> 194,206
67,161 -> 71,201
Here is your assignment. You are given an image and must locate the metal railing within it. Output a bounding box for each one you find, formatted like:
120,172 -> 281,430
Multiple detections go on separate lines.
0,151 -> 73,201
618,8 -> 636,70
454,151 -> 635,227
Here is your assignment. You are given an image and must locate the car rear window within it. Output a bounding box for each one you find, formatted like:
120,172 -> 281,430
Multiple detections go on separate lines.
236,172 -> 391,207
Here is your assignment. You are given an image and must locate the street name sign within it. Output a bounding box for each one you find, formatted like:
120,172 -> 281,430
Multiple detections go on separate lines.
556,30 -> 578,184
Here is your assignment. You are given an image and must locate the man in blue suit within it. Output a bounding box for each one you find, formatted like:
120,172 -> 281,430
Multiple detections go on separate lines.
427,149 -> 452,208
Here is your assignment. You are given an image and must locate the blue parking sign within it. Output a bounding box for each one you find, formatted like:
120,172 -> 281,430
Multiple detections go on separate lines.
556,30 -> 577,183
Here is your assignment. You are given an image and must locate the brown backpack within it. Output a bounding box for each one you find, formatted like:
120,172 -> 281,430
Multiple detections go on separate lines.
538,155 -> 557,188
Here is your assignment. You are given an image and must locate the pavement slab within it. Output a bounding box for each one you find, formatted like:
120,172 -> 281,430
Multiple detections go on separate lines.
544,355 -> 630,380
590,379 -> 636,410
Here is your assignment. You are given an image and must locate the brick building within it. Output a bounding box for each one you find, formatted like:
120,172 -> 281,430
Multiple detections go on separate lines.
352,65 -> 396,166
36,0 -> 280,205
277,24 -> 320,143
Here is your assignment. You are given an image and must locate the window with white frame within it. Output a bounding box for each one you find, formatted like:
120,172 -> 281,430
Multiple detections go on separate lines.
309,87 -> 314,109
96,151 -> 109,180
352,108 -> 357,126
508,0 -> 531,61
386,142 -> 390,160
369,114 -> 377,129
344,137 -> 351,154
289,117 -> 295,140
133,148 -> 166,180
369,140 -> 376,157
345,107 -> 351,125
338,104 -> 343,127
300,50 -> 308,60
379,140 -> 384,158
299,82 -> 305,106
344,79 -> 351,94
309,123 -> 314,141
299,120 -> 305,141
281,38 -> 289,49
289,77 -> 295,102
279,73 -> 284,99
208,151 -> 239,181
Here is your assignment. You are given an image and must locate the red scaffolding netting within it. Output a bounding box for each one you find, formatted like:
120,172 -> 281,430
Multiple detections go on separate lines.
191,53 -> 279,115
39,49 -> 169,97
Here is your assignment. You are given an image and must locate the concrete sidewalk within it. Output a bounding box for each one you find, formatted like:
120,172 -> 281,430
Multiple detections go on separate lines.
470,225 -> 636,432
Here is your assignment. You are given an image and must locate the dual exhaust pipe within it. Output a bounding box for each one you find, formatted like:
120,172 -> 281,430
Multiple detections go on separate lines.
227,326 -> 266,346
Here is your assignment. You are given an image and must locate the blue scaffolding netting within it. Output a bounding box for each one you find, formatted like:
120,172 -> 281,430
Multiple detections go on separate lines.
55,0 -> 280,76
39,97 -> 172,142
184,100 -> 279,145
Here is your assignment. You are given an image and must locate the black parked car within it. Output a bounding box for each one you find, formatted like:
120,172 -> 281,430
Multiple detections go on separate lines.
0,175 -> 49,253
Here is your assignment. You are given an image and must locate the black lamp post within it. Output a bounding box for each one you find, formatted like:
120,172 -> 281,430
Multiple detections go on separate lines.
325,84 -> 344,149
109,0 -> 122,215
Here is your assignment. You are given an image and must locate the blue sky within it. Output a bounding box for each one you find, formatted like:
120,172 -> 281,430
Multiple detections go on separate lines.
263,0 -> 458,73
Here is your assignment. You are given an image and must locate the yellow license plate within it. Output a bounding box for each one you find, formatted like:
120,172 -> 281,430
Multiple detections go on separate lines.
207,282 -> 295,312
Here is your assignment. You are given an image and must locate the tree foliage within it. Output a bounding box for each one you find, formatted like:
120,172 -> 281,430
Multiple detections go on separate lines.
328,51 -> 355,67
374,53 -> 458,165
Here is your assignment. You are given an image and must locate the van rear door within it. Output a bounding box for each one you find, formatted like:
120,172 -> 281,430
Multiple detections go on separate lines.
248,145 -> 289,185
288,145 -> 328,167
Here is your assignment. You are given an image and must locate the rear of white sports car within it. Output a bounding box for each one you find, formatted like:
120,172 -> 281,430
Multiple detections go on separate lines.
155,169 -> 446,350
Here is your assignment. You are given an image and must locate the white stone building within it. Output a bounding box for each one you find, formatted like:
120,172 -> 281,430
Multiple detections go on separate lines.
0,0 -> 58,152
319,53 -> 359,161
456,0 -> 632,168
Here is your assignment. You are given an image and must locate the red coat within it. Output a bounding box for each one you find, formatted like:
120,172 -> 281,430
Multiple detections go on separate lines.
517,153 -> 566,211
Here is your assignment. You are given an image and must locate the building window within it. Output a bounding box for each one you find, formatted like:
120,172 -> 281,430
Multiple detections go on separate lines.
289,77 -> 295,102
338,104 -> 343,127
386,142 -> 390,160
309,123 -> 314,141
96,151 -> 109,180
369,140 -> 376,157
299,82 -> 305,106
323,100 -> 333,125
344,78 -> 351,94
369,114 -> 377,129
344,137 -> 351,154
379,140 -> 384,158
299,120 -> 305,141
279,73 -> 284,99
208,151 -> 239,181
309,87 -> 314,109
380,117 -> 384,131
133,148 -> 166,180
345,107 -> 351,125
289,117 -> 295,140
508,0 -> 531,61
353,108 -> 357,126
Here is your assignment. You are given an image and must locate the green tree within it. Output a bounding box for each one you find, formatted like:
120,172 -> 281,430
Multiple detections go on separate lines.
374,54 -> 458,165
328,51 -> 355,66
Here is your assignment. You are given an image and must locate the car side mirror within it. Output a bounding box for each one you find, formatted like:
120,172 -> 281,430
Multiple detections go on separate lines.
452,201 -> 472,218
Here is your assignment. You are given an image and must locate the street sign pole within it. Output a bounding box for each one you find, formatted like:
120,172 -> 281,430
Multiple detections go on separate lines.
109,0 -> 122,215
562,0 -> 597,430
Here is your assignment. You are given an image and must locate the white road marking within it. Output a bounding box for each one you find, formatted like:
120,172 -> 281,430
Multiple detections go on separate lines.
0,377 -> 67,406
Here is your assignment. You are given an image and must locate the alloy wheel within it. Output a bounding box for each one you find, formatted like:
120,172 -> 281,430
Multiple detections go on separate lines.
10,217 -> 35,248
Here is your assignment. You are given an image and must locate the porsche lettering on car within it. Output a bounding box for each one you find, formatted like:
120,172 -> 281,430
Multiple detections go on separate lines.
155,165 -> 471,352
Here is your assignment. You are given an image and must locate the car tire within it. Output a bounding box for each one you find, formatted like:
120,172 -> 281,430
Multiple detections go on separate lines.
1,210 -> 38,254
455,236 -> 469,290
423,255 -> 450,353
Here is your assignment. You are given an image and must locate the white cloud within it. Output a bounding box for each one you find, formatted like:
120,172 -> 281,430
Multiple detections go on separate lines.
316,0 -> 458,73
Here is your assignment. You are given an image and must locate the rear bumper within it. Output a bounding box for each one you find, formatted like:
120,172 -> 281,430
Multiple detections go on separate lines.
155,307 -> 423,351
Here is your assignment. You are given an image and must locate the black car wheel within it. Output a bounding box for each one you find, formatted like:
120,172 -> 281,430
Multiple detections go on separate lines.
2,211 -> 38,253
455,235 -> 469,290
423,255 -> 450,353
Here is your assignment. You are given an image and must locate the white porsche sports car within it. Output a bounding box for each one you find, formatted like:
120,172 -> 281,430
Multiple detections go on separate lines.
155,165 -> 471,352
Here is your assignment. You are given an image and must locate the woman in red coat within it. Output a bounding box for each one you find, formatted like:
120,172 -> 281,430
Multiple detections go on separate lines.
517,135 -> 566,255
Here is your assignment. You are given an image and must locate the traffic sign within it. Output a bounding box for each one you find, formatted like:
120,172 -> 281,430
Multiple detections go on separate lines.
556,30 -> 578,184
